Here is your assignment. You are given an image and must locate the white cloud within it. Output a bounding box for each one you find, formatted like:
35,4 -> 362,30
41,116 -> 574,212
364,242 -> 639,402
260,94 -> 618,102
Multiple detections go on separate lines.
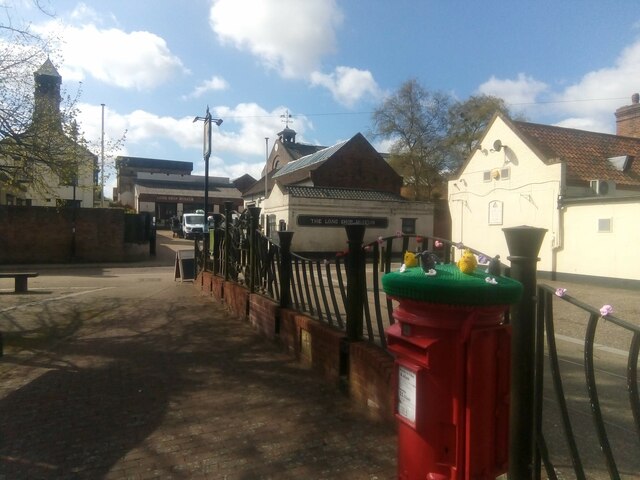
478,73 -> 548,106
310,66 -> 381,107
209,0 -> 343,79
548,39 -> 640,132
209,0 -> 382,107
67,2 -> 106,24
211,103 -> 313,156
476,39 -> 640,134
33,6 -> 187,90
77,103 -> 272,189
183,75 -> 229,100
76,101 -> 312,181
554,116 -> 613,133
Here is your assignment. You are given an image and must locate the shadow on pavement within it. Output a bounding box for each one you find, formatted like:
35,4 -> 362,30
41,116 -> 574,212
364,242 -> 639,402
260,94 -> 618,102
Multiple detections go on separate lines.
0,287 -> 396,479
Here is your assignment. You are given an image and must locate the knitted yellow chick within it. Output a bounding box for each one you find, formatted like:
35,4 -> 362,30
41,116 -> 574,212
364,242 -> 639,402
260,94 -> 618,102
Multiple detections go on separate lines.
403,251 -> 419,268
457,248 -> 478,274
399,251 -> 419,272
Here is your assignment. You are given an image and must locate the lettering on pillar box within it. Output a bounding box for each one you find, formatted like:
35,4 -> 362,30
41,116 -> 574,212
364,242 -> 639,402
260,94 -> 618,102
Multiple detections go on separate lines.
398,365 -> 417,424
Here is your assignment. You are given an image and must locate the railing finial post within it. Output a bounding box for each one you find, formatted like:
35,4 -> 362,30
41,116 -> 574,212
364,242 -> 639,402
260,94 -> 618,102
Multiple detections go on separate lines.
277,231 -> 294,309
345,225 -> 366,341
504,225 -> 547,480
211,213 -> 223,274
223,201 -> 232,281
248,206 -> 261,293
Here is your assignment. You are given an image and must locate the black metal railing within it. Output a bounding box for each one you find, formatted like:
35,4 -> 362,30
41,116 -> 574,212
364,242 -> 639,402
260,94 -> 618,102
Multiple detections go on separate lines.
197,214 -> 638,479
534,284 -> 640,480
203,210 -> 503,347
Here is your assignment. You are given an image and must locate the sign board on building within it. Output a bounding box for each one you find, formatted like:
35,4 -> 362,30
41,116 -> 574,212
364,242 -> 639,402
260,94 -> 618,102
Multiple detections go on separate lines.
139,194 -> 197,203
297,215 -> 388,228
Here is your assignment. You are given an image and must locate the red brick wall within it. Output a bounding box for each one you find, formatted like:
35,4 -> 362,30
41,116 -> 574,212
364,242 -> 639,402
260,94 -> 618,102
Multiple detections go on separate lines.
615,99 -> 640,137
278,309 -> 344,384
278,309 -> 300,357
211,276 -> 224,300
312,133 -> 403,194
249,294 -> 278,340
192,281 -> 395,423
349,341 -> 395,423
0,206 -> 131,264
222,281 -> 249,320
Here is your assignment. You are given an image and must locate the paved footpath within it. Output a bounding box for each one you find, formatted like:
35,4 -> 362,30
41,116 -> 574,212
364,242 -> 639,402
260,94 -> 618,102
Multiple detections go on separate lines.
0,263 -> 397,479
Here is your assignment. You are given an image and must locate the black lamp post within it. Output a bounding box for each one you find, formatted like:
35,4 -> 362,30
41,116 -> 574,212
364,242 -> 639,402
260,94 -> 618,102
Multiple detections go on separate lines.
193,107 -> 222,263
71,168 -> 77,258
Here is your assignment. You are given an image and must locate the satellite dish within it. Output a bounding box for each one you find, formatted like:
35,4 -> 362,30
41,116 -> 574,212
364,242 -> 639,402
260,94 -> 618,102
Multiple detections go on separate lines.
493,139 -> 503,152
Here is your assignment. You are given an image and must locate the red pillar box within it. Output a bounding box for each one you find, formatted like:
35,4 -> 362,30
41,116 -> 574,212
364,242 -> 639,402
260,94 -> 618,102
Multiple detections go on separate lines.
382,262 -> 522,480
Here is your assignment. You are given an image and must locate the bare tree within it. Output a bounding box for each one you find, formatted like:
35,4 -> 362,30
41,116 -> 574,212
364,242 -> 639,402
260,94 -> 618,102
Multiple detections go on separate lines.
371,79 -> 451,200
0,1 -> 94,199
445,94 -> 515,174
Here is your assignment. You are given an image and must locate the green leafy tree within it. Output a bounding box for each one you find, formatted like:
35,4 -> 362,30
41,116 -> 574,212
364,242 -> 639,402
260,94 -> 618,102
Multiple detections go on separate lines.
371,79 -> 452,200
372,80 -> 521,199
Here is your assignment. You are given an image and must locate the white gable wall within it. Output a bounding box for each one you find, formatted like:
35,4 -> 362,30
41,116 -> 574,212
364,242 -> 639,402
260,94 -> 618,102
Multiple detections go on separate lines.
25,161 -> 95,208
449,116 -> 563,272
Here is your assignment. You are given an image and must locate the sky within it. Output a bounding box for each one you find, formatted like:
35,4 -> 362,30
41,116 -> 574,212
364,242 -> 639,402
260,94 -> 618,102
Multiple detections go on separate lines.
7,0 -> 640,198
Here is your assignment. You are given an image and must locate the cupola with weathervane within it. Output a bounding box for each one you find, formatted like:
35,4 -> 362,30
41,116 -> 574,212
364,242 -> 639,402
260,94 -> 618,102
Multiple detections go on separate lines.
277,110 -> 296,144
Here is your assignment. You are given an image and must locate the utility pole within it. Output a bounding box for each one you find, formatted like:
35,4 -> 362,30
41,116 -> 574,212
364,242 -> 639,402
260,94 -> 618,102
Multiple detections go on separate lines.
264,137 -> 269,230
100,103 -> 105,207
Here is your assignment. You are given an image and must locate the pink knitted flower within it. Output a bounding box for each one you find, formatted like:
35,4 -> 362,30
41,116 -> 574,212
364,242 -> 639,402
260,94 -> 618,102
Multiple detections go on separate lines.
555,288 -> 567,297
599,304 -> 613,317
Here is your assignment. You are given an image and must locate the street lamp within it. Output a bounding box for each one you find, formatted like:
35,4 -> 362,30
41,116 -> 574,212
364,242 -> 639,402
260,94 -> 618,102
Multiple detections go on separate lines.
193,107 -> 222,267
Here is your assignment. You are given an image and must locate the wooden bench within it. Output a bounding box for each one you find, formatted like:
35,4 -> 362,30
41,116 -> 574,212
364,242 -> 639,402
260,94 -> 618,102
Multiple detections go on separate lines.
0,272 -> 39,293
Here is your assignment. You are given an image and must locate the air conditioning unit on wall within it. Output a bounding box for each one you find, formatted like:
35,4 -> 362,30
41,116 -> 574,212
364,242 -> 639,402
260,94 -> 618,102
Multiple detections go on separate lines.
590,179 -> 615,195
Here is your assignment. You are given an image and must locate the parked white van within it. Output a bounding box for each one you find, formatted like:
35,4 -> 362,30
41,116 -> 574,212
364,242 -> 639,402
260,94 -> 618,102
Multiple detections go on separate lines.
181,210 -> 208,239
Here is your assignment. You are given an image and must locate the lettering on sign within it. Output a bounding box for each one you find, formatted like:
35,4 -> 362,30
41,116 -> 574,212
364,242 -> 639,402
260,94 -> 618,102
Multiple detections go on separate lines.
139,194 -> 197,203
397,365 -> 417,423
297,215 -> 388,228
157,196 -> 196,203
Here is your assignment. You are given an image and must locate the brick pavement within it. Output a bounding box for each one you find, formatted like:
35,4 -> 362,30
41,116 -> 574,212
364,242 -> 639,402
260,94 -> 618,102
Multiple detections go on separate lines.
0,276 -> 397,479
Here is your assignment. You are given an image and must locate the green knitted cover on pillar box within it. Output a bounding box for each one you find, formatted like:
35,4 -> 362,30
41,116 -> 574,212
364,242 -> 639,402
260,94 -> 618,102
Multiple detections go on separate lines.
382,264 -> 523,306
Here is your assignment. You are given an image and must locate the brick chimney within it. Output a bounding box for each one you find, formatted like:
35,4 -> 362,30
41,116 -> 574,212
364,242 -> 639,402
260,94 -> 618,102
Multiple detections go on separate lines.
615,93 -> 640,137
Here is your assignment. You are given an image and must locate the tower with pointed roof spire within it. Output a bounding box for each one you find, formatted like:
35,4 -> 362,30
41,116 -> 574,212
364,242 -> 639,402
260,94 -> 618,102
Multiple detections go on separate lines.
33,58 -> 63,131
0,58 -> 98,207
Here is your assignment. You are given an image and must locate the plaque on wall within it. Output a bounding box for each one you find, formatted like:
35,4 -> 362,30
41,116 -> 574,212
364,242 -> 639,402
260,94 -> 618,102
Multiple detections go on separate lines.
488,200 -> 503,225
